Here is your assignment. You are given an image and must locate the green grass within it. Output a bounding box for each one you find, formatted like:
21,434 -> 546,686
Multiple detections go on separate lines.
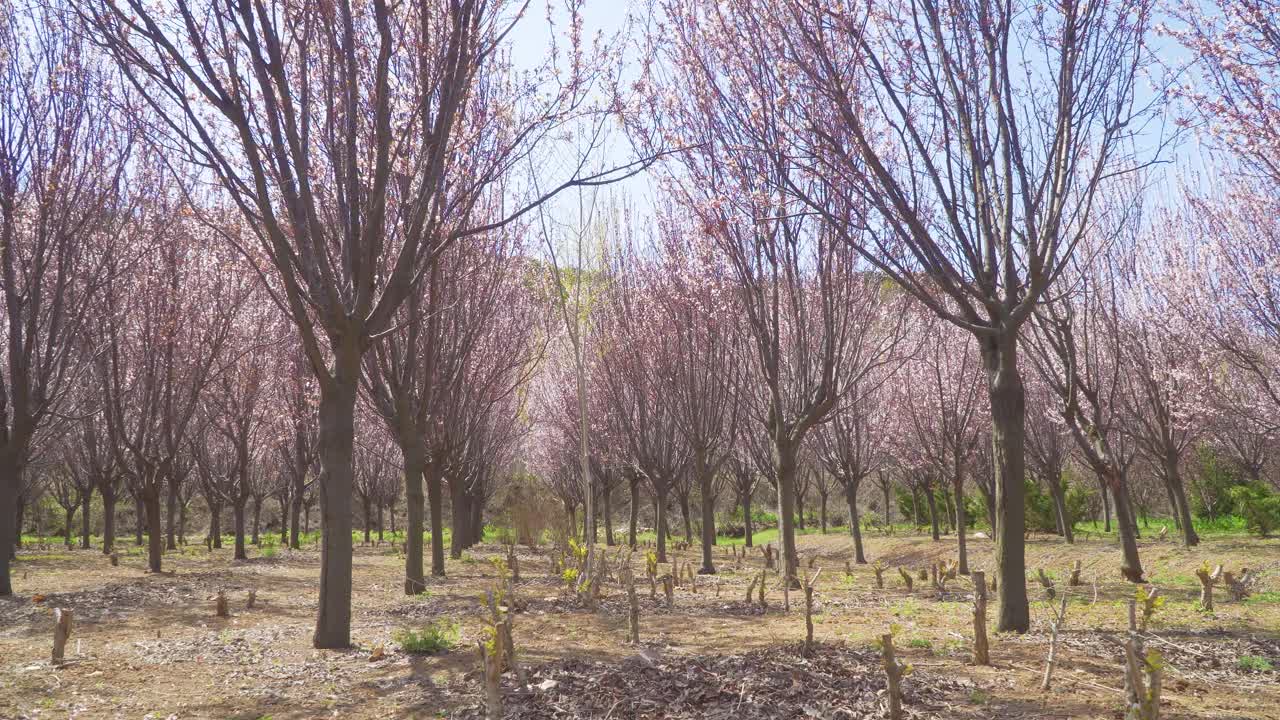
394,620 -> 457,655
1237,655 -> 1275,672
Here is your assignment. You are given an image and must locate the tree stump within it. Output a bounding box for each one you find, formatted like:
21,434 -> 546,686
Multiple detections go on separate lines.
1068,560 -> 1083,587
746,574 -> 759,604
872,561 -> 885,589
1224,568 -> 1254,601
662,574 -> 674,608
898,567 -> 914,592
879,633 -> 906,720
215,591 -> 229,618
477,637 -> 502,720
52,608 -> 73,666
971,571 -> 989,666
1037,568 -> 1056,600
246,590 -> 257,609
1195,564 -> 1223,611
803,568 -> 821,655
1041,593 -> 1069,691
757,570 -> 767,610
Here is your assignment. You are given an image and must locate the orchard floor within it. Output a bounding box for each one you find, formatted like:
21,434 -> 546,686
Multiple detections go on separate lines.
2,528 -> 1279,720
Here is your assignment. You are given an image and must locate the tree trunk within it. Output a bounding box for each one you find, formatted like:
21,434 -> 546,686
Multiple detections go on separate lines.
178,500 -> 187,545
742,489 -> 753,548
449,476 -> 470,560
289,489 -> 303,549
210,501 -> 223,549
362,494 -> 372,545
678,492 -> 693,542
1048,477 -> 1074,543
101,490 -> 117,556
313,368 -> 358,650
134,494 -> 144,546
232,499 -> 248,560
654,486 -> 670,563
377,502 -> 384,543
883,479 -> 892,527
404,440 -> 430,586
795,487 -> 806,531
1099,476 -> 1112,533
846,481 -> 865,564
819,492 -> 828,534
81,489 -> 92,550
698,455 -> 716,574
1165,453 -> 1198,547
468,490 -> 483,547
776,441 -> 800,587
0,458 -> 17,594
954,468 -> 968,575
925,485 -> 941,541
603,482 -> 614,547
1110,472 -> 1145,582
251,496 -> 262,546
145,487 -> 163,573
277,495 -> 289,543
627,475 -> 639,549
910,485 -> 921,529
165,480 -> 178,551
983,336 -> 1029,633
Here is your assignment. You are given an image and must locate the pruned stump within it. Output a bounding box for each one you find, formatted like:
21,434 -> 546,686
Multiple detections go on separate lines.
1194,563 -> 1222,611
215,591 -> 230,618
662,575 -> 674,609
246,590 -> 257,609
52,608 -> 73,666
872,561 -> 885,589
971,571 -> 989,666
1037,568 -> 1056,600
898,567 -> 914,592
879,633 -> 906,720
802,568 -> 821,656
1068,560 -> 1083,587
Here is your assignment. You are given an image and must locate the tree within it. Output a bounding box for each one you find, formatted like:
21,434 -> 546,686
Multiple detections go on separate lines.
638,0 -> 1158,631
80,0 -> 648,648
0,1 -> 134,594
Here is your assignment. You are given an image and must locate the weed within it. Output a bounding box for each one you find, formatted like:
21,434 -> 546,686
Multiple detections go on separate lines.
1237,655 -> 1275,672
394,620 -> 458,655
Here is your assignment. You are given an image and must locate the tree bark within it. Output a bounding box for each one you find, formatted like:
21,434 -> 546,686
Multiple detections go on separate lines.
742,489 -> 753,548
819,492 -> 828,534
64,507 -> 75,549
1110,472 -> 1145,582
80,490 -> 92,550
984,336 -> 1030,633
776,442 -> 800,587
144,487 -> 163,573
925,484 -> 941,541
846,481 -> 865,564
210,501 -> 223,549
698,455 -> 716,574
313,369 -> 358,649
678,492 -> 693,542
954,468 -> 968,575
0,458 -> 18,593
655,486 -> 670,563
101,490 -> 116,556
1164,453 -> 1198,547
627,475 -> 640,549
290,489 -> 303,549
251,496 -> 262,546
603,482 -> 614,547
233,499 -> 248,560
165,480 -> 178,551
134,494 -> 144,546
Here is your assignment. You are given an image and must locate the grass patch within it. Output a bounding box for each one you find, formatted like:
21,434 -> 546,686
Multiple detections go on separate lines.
1237,655 -> 1275,672
394,620 -> 457,655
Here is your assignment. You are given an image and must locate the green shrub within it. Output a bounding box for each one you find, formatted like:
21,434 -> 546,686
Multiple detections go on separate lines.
394,620 -> 457,654
1191,445 -> 1244,521
1230,484 -> 1280,537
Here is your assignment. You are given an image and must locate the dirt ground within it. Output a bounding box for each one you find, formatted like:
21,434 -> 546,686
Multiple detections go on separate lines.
2,528 -> 1278,719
